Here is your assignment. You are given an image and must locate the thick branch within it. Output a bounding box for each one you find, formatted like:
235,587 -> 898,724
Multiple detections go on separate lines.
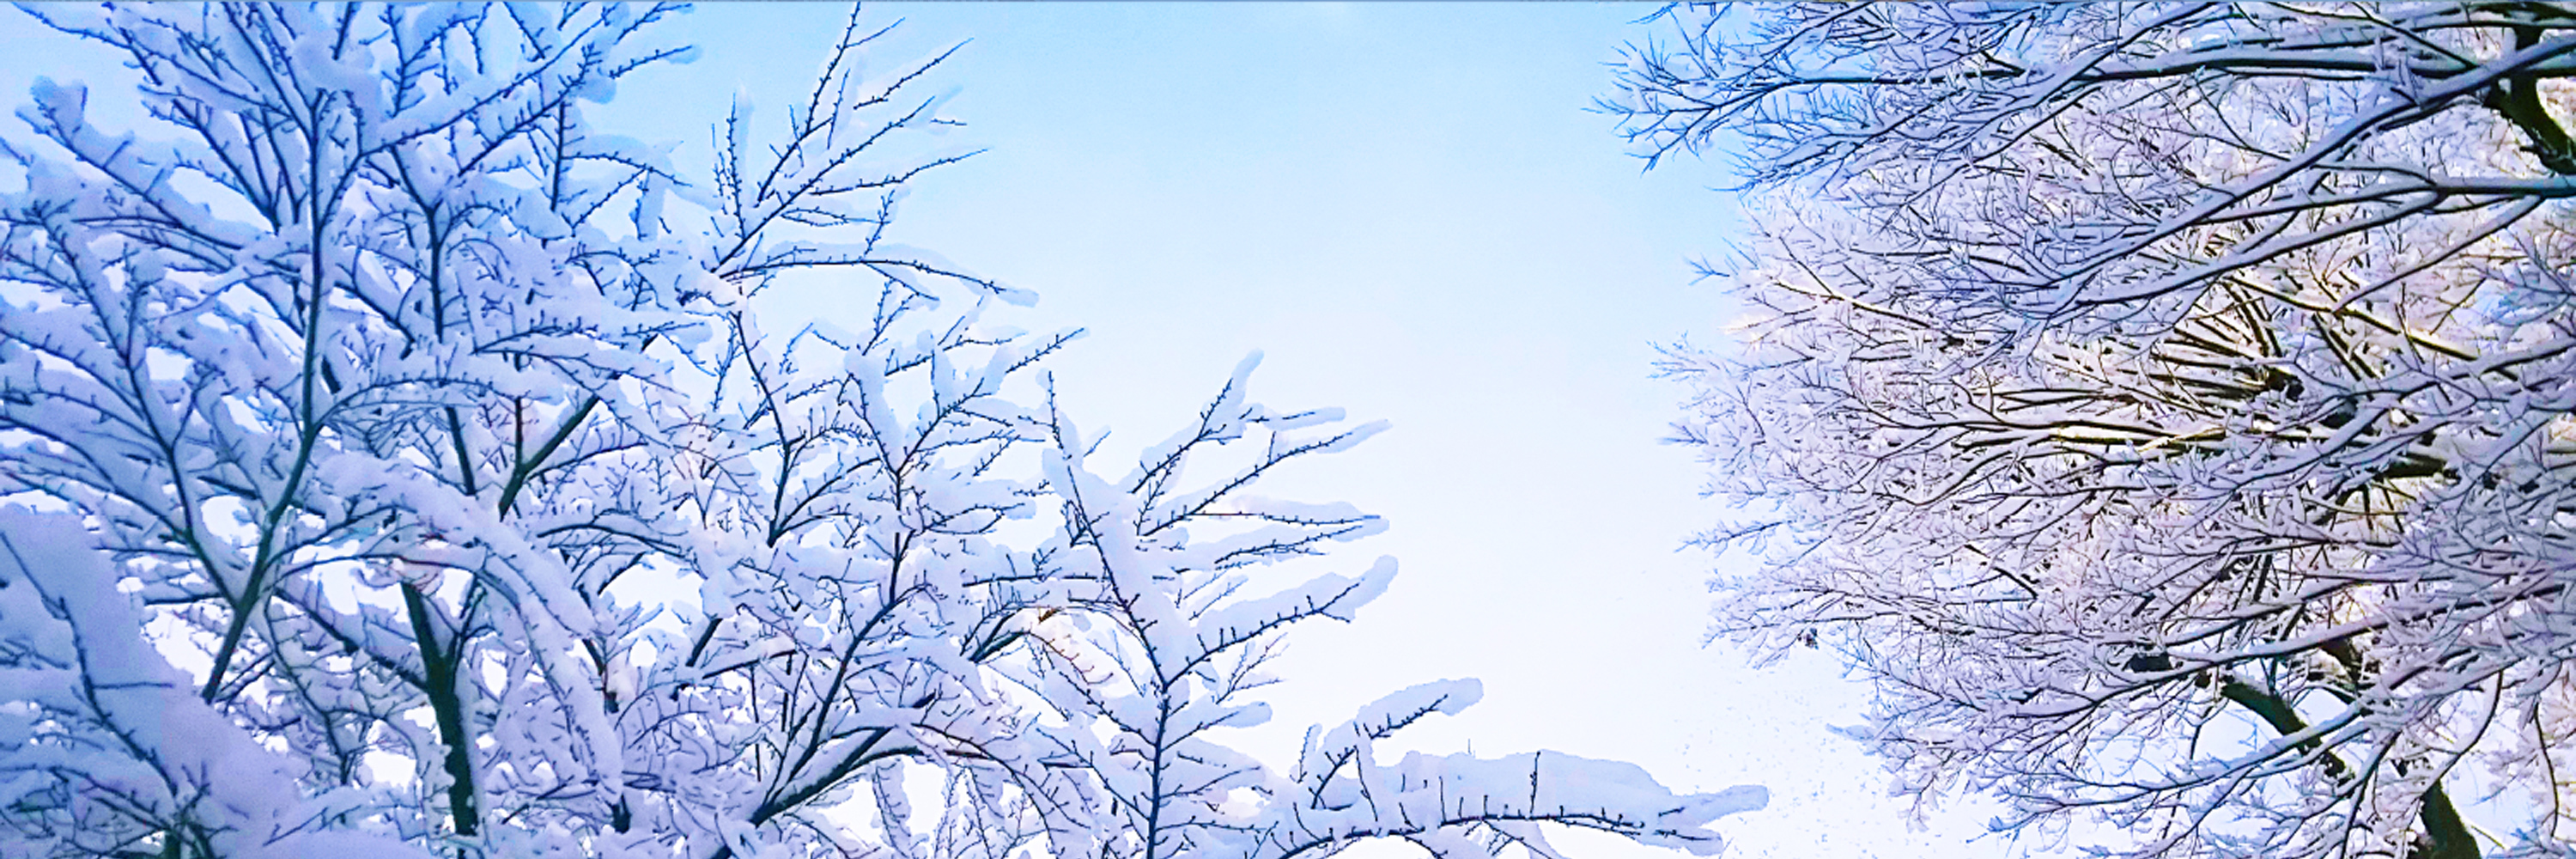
2220,678 -> 2473,858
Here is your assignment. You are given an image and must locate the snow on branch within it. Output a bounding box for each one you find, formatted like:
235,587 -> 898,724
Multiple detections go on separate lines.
1619,3 -> 2576,858
0,5 -> 1764,859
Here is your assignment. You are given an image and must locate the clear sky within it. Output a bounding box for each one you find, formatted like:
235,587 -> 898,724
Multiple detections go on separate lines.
0,4 -> 2005,857
594,5 -> 2008,857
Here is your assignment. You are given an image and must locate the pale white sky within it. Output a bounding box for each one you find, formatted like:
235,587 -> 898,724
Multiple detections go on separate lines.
593,5 -> 2009,858
0,4 -> 2009,857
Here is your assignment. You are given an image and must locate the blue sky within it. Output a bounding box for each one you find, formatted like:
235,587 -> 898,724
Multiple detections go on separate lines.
0,3 -> 2003,856
591,5 -> 2003,857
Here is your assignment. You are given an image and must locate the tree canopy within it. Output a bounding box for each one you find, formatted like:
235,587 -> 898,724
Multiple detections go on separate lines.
1614,3 -> 2576,858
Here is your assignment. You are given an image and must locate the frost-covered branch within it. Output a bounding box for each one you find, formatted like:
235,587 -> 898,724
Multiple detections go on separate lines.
1620,3 -> 2576,858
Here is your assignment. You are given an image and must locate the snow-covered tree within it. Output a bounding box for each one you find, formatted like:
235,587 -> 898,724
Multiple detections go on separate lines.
0,4 -> 1765,859
1612,4 -> 2576,859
